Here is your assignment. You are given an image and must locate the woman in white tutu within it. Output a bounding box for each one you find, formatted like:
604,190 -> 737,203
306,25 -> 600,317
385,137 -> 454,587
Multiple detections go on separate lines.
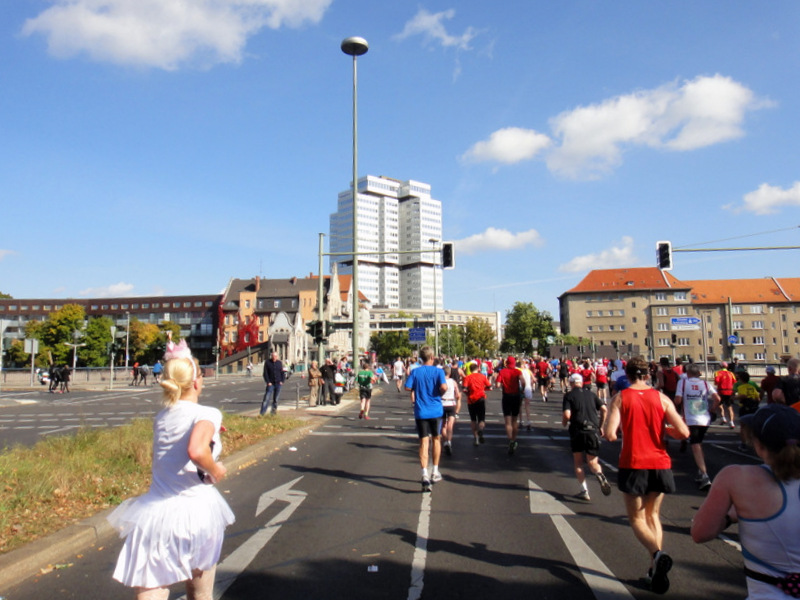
107,335 -> 234,599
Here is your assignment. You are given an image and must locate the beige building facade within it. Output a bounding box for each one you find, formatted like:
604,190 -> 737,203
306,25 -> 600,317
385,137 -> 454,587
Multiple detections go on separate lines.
559,268 -> 800,366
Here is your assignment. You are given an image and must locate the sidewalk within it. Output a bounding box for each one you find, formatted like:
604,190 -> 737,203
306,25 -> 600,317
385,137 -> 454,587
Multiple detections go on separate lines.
0,394 -> 358,591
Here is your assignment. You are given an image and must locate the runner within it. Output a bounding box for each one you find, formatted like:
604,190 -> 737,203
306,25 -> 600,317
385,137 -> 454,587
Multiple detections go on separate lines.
713,362 -> 737,428
404,346 -> 447,492
536,357 -> 552,403
562,373 -> 611,501
675,363 -> 720,490
594,361 -> 609,402
462,361 -> 491,446
356,361 -> 376,420
604,357 -> 690,594
441,366 -> 461,456
520,359 -> 534,431
393,357 -> 406,392
496,356 -> 526,455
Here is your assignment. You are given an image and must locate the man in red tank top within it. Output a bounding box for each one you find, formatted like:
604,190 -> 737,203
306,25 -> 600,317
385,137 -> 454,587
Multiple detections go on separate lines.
604,357 -> 689,595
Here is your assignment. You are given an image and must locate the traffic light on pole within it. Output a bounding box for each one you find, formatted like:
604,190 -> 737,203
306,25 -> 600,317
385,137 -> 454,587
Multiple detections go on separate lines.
441,242 -> 455,269
656,241 -> 672,271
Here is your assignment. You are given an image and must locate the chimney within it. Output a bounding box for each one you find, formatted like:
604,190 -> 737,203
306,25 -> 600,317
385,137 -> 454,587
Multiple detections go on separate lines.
290,277 -> 297,285
255,276 -> 260,292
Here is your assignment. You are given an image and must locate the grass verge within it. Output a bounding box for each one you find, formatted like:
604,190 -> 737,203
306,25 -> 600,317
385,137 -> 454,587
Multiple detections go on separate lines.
0,413 -> 303,555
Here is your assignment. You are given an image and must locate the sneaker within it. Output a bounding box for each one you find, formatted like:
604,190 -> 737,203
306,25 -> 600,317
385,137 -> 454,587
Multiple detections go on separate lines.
478,431 -> 485,444
698,473 -> 712,490
422,478 -> 432,493
730,421 -> 736,429
526,422 -> 532,431
693,470 -> 705,482
444,441 -> 452,456
474,436 -> 480,446
649,551 -> 672,594
596,472 -> 612,496
508,440 -> 518,455
359,410 -> 364,419
575,489 -> 590,501
431,471 -> 443,483
364,414 -> 371,420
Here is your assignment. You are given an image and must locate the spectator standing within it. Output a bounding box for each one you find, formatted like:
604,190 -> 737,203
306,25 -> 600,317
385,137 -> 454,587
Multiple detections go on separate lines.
761,366 -> 780,404
260,352 -> 285,416
319,358 -> 337,406
604,357 -> 689,594
307,360 -> 322,407
139,364 -> 150,387
773,357 -> 800,408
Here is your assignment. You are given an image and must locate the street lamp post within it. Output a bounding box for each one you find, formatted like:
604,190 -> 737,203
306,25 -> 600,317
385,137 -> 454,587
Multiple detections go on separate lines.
124,312 -> 130,374
64,330 -> 86,376
109,325 -> 117,390
341,35 -> 368,364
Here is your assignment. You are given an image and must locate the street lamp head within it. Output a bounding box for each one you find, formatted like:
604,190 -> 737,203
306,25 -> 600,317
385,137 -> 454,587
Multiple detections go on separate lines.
341,36 -> 369,56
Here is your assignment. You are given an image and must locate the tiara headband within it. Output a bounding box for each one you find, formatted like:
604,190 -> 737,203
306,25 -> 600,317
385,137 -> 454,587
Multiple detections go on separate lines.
165,338 -> 198,381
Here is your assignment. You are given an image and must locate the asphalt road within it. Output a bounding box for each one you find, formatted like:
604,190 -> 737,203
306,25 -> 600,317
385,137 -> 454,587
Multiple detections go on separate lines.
2,382 -> 754,599
0,375 -> 308,448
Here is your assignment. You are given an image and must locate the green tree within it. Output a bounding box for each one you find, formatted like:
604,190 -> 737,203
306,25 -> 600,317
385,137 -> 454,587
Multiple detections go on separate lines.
129,319 -> 161,363
500,302 -> 556,355
0,291 -> 12,299
26,304 -> 86,365
437,325 -> 466,357
4,339 -> 30,367
83,316 -> 114,367
369,331 -> 413,364
464,317 -> 498,358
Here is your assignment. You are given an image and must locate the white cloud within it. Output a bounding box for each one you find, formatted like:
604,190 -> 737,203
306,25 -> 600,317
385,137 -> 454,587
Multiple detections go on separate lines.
0,250 -> 15,261
461,127 -> 552,165
558,236 -> 638,273
78,282 -> 135,298
22,0 -> 332,70
730,182 -> 800,215
394,8 -> 476,51
455,227 -> 543,255
463,75 -> 769,179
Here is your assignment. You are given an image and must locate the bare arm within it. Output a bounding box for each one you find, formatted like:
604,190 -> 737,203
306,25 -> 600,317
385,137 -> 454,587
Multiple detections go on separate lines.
691,466 -> 737,543
188,420 -> 226,482
562,409 -> 571,428
662,392 -> 690,439
603,394 -> 622,442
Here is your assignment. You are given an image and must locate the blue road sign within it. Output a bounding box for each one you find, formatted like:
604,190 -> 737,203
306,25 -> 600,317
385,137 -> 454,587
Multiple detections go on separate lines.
728,335 -> 739,345
409,327 -> 426,343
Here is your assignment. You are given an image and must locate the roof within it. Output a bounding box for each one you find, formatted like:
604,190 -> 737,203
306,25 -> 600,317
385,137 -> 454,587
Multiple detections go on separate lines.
563,268 -> 688,295
687,278 -> 793,305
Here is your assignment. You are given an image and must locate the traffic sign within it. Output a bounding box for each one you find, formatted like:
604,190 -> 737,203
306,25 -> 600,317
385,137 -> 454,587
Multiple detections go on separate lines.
728,335 -> 739,345
670,317 -> 701,331
408,327 -> 426,344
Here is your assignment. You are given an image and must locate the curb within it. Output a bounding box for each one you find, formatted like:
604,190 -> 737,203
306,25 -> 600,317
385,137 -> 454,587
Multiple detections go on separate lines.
0,396 -> 357,592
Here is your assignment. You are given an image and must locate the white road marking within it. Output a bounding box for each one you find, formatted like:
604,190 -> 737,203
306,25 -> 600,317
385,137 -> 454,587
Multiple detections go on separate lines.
529,479 -> 634,599
407,491 -> 432,600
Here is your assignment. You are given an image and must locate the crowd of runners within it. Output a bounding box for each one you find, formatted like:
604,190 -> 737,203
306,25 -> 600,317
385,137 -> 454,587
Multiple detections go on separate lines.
353,350 -> 800,596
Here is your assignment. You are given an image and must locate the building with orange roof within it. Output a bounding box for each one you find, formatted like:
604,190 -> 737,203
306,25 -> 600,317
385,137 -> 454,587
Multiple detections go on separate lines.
559,268 -> 800,367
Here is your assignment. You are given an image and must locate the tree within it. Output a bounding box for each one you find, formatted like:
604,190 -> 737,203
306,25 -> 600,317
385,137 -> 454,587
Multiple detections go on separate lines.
437,325 -> 466,358
83,317 -> 114,367
4,339 -> 30,367
128,319 -> 161,363
26,304 -> 86,365
0,291 -> 11,299
500,302 -> 556,355
369,331 -> 413,364
464,317 -> 498,358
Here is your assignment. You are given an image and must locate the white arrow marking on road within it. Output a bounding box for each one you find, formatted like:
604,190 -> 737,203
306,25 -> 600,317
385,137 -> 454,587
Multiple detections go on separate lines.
529,479 -> 634,599
179,476 -> 307,600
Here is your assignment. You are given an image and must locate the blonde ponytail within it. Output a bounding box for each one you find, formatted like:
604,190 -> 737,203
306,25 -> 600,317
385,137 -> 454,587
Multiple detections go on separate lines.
159,357 -> 198,406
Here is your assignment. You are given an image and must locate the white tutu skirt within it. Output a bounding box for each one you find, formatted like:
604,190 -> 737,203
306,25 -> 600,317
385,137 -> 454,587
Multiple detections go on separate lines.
108,486 -> 235,588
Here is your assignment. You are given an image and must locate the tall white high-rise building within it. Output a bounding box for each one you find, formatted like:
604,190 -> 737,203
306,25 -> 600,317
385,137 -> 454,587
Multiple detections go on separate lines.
330,175 -> 443,310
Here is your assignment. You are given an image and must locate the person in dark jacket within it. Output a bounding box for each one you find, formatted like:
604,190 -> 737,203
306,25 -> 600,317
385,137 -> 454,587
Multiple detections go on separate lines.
319,358 -> 338,406
260,352 -> 285,416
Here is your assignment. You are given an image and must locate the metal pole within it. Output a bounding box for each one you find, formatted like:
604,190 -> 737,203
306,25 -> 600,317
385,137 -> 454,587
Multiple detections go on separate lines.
315,233 -> 325,364
110,325 -> 117,390
125,312 -> 130,373
341,36 -> 368,366
0,319 -> 5,396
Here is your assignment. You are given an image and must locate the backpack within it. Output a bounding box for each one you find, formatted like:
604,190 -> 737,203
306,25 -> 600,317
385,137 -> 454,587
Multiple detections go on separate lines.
662,368 -> 678,393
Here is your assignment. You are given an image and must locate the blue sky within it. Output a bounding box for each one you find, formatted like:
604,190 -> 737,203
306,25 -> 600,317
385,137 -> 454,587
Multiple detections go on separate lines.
1,1 -> 799,319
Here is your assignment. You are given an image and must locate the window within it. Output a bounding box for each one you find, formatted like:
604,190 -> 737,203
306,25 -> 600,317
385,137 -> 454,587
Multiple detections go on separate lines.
655,293 -> 666,301
678,337 -> 690,346
753,336 -> 765,345
245,300 -> 251,309
586,311 -> 593,317
750,305 -> 763,314
656,307 -> 668,316
676,307 -> 688,316
674,292 -> 687,301
752,320 -> 764,329
754,352 -> 766,361
732,306 -> 742,314
732,321 -> 744,330
658,338 -> 670,347
658,323 -> 669,331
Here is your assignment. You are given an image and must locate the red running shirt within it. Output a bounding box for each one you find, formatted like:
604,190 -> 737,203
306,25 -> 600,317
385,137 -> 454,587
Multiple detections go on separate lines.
618,387 -> 671,470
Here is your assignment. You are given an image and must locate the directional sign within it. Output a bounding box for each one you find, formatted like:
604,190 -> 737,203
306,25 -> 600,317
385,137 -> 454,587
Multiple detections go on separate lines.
670,317 -> 701,331
409,327 -> 426,344
728,335 -> 739,345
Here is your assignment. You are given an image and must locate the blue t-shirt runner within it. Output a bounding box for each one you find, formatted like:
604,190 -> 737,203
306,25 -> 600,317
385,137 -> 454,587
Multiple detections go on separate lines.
405,365 -> 446,420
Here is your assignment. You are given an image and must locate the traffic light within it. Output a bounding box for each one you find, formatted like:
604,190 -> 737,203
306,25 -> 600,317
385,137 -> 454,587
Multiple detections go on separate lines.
441,242 -> 455,269
656,241 -> 672,271
306,320 -> 321,343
